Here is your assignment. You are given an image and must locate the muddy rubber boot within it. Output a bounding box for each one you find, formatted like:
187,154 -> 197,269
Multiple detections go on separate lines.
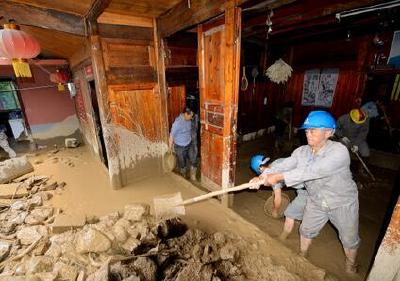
190,167 -> 197,181
180,168 -> 187,178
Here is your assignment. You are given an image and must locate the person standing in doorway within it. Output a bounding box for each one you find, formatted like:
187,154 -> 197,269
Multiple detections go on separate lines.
253,111 -> 360,274
0,125 -> 16,158
169,107 -> 196,178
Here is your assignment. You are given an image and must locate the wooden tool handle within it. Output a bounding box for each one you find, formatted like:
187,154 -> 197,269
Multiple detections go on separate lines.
180,180 -> 263,206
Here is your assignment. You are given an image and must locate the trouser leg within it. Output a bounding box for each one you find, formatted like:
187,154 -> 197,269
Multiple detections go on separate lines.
0,140 -> 16,158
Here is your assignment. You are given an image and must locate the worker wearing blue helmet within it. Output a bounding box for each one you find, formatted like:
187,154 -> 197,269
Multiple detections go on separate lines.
250,110 -> 360,274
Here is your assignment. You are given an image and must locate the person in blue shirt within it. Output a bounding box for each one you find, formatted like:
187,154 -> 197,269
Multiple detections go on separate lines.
169,107 -> 197,178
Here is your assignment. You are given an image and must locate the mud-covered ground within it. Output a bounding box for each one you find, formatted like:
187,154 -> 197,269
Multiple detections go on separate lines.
233,135 -> 399,281
0,146 -> 329,280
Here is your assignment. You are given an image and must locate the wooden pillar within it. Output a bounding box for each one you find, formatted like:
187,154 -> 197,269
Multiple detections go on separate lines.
90,34 -> 123,188
153,18 -> 169,144
222,1 -> 241,206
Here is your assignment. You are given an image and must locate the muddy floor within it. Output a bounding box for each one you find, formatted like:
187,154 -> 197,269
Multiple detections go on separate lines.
233,135 -> 399,281
0,146 -> 331,280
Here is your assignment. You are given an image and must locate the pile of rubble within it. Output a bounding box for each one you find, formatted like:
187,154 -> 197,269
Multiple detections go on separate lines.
0,199 -> 307,281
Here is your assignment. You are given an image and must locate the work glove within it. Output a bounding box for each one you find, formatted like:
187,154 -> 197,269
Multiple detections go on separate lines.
340,137 -> 352,148
351,145 -> 359,153
249,177 -> 262,190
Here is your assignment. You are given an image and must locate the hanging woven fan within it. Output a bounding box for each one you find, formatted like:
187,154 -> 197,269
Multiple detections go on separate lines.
265,59 -> 293,84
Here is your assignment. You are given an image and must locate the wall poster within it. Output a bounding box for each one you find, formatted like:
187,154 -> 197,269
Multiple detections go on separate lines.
301,68 -> 339,107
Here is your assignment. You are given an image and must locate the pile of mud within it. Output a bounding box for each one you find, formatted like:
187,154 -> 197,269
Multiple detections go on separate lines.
0,200 -> 321,281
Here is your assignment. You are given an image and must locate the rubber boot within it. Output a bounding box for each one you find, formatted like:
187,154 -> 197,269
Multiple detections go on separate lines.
180,168 -> 187,178
190,167 -> 197,181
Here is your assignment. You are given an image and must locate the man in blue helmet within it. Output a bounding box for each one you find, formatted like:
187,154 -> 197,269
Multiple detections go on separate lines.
250,154 -> 309,240
252,110 -> 360,274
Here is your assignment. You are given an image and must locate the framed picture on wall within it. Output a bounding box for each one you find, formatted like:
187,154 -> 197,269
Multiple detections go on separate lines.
388,30 -> 400,68
301,68 -> 339,107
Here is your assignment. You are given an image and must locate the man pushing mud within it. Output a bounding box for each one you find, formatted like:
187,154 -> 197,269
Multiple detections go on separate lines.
251,110 -> 360,273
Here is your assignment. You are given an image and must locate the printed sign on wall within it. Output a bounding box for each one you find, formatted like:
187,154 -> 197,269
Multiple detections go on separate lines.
302,68 -> 339,107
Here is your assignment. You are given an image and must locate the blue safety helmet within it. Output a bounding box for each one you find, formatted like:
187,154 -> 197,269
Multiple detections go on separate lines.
300,110 -> 336,129
250,154 -> 270,175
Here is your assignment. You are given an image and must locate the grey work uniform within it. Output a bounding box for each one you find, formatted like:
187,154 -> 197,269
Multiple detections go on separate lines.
336,114 -> 370,157
269,140 -> 360,249
262,159 -> 308,221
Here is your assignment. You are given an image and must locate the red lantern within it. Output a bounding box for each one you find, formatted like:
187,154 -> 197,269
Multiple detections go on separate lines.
0,23 -> 40,77
50,69 -> 70,92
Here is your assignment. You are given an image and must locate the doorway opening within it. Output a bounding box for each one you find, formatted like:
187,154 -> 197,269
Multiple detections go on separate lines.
88,80 -> 108,168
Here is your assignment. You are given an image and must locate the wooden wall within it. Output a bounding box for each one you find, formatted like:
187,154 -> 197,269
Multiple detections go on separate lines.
238,31 -> 397,133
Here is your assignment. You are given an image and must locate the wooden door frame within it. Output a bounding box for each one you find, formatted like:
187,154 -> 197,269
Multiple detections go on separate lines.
197,2 -> 241,205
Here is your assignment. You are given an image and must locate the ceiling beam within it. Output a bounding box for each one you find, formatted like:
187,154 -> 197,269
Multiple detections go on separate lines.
97,12 -> 153,28
0,1 -> 85,36
157,0 -> 291,38
243,0 -> 386,30
86,0 -> 112,23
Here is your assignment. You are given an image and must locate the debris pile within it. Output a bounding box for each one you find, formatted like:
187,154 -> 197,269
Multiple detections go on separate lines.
0,201 -> 312,281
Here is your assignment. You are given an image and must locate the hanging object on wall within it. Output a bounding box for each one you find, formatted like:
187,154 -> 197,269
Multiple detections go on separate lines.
50,69 -> 70,92
240,66 -> 249,91
265,59 -> 293,84
251,66 -> 259,94
0,23 -> 41,77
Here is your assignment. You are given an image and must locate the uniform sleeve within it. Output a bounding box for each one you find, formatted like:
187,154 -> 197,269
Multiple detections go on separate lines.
266,151 -> 299,174
283,144 -> 350,187
335,116 -> 345,138
170,118 -> 179,139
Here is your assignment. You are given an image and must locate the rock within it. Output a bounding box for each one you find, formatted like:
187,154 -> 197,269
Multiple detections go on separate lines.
113,224 -> 129,243
37,192 -> 53,201
86,262 -> 109,281
33,272 -> 57,281
25,256 -> 53,274
49,231 -> 76,254
127,221 -> 150,240
123,204 -> 150,222
110,262 -> 139,280
123,276 -> 141,281
175,263 -> 213,281
27,195 -> 43,208
9,211 -> 28,224
10,200 -> 28,211
75,227 -> 111,254
33,160 -> 43,165
213,232 -> 226,245
0,276 -> 26,281
121,237 -> 140,253
44,243 -> 62,259
76,270 -> 86,281
219,244 -> 239,261
53,261 -> 79,280
0,156 -> 34,184
25,208 -> 53,225
51,213 -> 86,234
0,221 -> 16,234
0,241 -> 11,261
133,257 -> 157,281
17,225 -> 48,245
32,239 -> 50,256
202,243 -> 219,263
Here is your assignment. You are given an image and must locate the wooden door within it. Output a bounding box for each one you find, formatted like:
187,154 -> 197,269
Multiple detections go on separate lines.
167,85 -> 186,130
198,3 -> 241,199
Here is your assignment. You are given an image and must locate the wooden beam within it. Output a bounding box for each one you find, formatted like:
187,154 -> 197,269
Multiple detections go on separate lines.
0,1 -> 85,36
98,24 -> 153,41
157,0 -> 291,38
69,39 -> 91,70
86,0 -> 112,22
98,12 -> 153,28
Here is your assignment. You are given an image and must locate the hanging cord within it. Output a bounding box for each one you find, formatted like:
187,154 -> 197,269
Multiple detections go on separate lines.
0,84 -> 61,93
